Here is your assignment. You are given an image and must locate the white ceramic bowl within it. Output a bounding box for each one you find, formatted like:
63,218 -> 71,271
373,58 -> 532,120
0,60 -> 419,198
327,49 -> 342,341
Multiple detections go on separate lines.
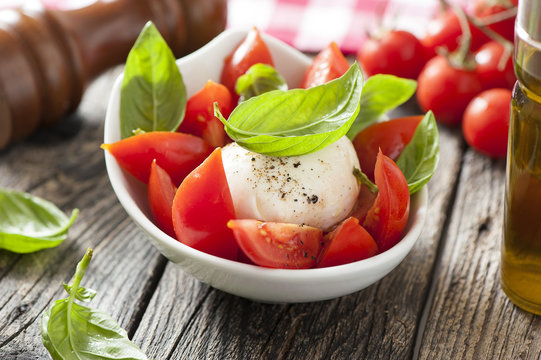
103,29 -> 428,303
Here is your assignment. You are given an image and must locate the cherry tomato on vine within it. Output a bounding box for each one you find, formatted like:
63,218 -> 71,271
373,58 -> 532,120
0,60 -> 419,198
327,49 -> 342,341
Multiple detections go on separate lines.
363,151 -> 410,253
473,0 -> 518,43
177,80 -> 233,148
462,88 -> 511,158
417,56 -> 483,125
300,42 -> 349,88
475,41 -> 515,90
172,148 -> 239,260
357,30 -> 428,79
228,219 -> 323,269
102,132 -> 212,186
220,28 -> 274,96
148,160 -> 177,237
316,217 -> 378,268
352,115 -> 423,180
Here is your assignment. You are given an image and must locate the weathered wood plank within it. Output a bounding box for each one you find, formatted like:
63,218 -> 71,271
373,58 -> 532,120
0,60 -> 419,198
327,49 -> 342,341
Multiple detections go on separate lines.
132,119 -> 465,359
0,68 -> 166,358
417,149 -> 541,360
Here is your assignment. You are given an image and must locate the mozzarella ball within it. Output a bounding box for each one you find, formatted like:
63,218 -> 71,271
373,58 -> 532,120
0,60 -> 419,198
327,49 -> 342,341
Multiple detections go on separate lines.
221,137 -> 360,230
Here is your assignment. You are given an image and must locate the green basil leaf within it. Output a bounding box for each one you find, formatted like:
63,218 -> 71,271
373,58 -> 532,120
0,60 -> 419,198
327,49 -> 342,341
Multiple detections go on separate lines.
120,21 -> 186,138
63,283 -> 97,302
216,62 -> 363,157
0,188 -> 78,253
42,248 -> 149,360
235,63 -> 288,102
346,74 -> 417,140
396,111 -> 440,194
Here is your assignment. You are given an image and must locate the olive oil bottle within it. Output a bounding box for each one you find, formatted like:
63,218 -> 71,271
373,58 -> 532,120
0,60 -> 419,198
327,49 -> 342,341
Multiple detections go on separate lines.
502,0 -> 541,314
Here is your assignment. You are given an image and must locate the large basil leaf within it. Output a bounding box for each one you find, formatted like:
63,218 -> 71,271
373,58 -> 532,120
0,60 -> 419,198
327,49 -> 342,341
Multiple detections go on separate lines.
120,21 -> 186,138
0,188 -> 78,253
236,63 -> 288,102
42,248 -> 149,360
216,63 -> 363,157
346,74 -> 417,140
396,111 -> 440,194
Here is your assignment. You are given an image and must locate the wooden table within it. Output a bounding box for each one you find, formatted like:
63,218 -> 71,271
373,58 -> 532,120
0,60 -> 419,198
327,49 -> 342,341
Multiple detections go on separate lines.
1,66 -> 540,360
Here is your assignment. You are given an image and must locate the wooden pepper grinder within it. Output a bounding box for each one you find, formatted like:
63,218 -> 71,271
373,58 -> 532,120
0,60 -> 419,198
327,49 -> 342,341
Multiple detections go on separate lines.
0,0 -> 227,149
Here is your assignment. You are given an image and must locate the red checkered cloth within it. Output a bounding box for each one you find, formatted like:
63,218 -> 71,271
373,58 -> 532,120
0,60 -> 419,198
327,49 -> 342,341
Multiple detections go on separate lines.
3,0 -> 469,54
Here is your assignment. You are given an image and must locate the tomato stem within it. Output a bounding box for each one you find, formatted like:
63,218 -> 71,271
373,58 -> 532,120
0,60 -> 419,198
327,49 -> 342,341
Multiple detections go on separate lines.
353,167 -> 378,193
474,7 -> 517,26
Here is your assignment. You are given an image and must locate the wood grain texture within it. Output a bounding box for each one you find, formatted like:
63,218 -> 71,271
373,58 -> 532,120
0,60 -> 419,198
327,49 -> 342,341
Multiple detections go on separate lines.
417,149 -> 541,360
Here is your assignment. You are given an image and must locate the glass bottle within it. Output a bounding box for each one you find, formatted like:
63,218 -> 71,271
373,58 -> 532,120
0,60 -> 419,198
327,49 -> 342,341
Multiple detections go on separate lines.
502,0 -> 541,314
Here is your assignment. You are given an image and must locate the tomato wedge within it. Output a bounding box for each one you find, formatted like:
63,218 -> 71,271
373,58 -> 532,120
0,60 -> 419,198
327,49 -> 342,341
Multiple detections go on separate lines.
317,217 -> 378,268
172,148 -> 238,260
228,219 -> 323,269
363,151 -> 410,253
353,115 -> 423,180
148,160 -> 177,237
102,132 -> 212,186
177,80 -> 233,148
220,28 -> 274,96
300,42 -> 349,89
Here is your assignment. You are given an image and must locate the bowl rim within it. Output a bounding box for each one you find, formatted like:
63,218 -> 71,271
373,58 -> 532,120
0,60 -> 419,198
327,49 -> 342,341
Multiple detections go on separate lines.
103,28 -> 428,285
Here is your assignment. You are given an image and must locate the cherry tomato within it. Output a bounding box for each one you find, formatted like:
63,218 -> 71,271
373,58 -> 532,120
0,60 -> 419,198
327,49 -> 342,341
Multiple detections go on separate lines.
228,219 -> 323,269
417,56 -> 483,125
462,88 -> 511,158
177,80 -> 233,148
148,160 -> 177,237
102,132 -> 212,186
473,0 -> 518,43
357,30 -> 428,79
220,28 -> 274,96
353,115 -> 423,180
172,148 -> 238,260
316,217 -> 378,268
363,151 -> 410,253
421,10 -> 489,57
300,42 -> 349,88
475,41 -> 515,90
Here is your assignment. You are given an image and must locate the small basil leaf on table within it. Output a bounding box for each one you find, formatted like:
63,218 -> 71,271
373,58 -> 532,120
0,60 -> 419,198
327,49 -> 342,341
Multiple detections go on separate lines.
41,248 -> 149,360
120,21 -> 186,138
346,74 -> 417,140
396,111 -> 440,194
0,188 -> 78,253
235,63 -> 288,102
216,62 -> 364,157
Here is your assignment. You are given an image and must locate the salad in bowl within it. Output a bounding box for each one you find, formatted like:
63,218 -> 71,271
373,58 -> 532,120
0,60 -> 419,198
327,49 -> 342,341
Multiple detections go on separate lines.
102,23 -> 437,302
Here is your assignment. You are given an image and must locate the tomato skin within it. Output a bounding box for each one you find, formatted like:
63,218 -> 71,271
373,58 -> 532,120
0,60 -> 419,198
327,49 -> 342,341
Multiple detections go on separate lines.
353,115 -> 423,180
220,28 -> 274,96
350,185 -> 377,225
363,151 -> 410,253
473,0 -> 517,43
358,30 -> 427,79
316,217 -> 378,268
475,41 -> 515,90
148,160 -> 177,237
172,148 -> 238,260
300,42 -> 349,88
102,132 -> 213,186
228,219 -> 323,269
421,10 -> 489,57
462,88 -> 511,158
417,56 -> 483,125
177,80 -> 233,148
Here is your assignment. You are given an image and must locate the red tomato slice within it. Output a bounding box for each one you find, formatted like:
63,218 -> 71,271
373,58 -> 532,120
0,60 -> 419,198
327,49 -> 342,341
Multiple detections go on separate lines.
300,42 -> 349,89
220,28 -> 274,96
172,148 -> 238,260
353,115 -> 423,180
177,80 -> 233,148
102,132 -> 212,186
363,151 -> 410,253
228,219 -> 323,269
350,185 -> 377,225
148,160 -> 177,237
317,217 -> 378,268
